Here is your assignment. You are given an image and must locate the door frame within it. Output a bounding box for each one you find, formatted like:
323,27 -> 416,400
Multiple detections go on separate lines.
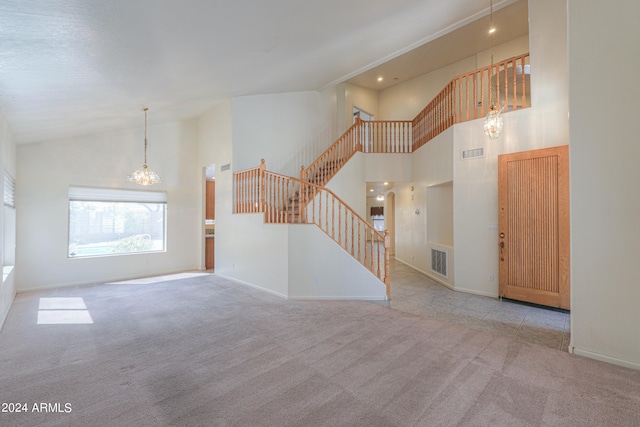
498,145 -> 570,309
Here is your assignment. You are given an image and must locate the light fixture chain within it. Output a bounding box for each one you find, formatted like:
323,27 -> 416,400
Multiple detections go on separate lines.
127,106 -> 161,185
143,107 -> 148,166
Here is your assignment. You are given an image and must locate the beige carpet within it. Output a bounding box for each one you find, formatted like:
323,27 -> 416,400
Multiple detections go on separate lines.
0,274 -> 639,426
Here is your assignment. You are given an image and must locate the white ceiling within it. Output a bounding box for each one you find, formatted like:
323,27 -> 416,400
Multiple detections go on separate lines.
347,0 -> 528,90
0,0 -> 524,144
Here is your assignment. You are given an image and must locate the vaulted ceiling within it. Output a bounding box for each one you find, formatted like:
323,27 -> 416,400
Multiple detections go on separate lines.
0,0 -> 525,144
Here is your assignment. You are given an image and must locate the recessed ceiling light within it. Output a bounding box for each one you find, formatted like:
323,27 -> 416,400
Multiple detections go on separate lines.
369,189 -> 374,192
384,182 -> 389,185
489,27 -> 496,34
377,76 -> 384,82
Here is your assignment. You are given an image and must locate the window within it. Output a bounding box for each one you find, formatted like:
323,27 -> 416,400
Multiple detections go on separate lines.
370,206 -> 385,232
68,186 -> 167,258
371,215 -> 385,232
4,171 -> 16,274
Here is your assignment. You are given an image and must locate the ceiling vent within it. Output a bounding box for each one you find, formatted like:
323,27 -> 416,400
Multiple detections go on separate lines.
461,147 -> 485,160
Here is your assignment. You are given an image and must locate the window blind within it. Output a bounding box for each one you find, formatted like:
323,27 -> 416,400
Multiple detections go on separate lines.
68,186 -> 167,203
4,171 -> 15,207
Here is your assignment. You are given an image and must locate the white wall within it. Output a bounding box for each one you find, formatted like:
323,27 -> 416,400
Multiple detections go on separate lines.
288,225 -> 386,300
0,111 -> 17,329
343,83 -> 380,127
232,91 -> 335,176
426,183 -> 453,246
568,0 -> 640,369
15,120 -> 201,291
218,213 -> 289,298
394,128 -> 454,287
365,154 -> 413,183
326,152 -> 367,218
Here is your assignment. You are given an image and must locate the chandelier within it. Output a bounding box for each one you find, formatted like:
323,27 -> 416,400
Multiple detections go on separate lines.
484,0 -> 503,139
128,107 -> 161,185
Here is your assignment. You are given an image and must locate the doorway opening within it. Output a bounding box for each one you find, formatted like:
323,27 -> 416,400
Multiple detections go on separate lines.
353,106 -> 374,122
204,164 -> 216,271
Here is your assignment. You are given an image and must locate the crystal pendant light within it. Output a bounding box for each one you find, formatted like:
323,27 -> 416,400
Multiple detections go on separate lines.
484,0 -> 503,139
128,107 -> 161,185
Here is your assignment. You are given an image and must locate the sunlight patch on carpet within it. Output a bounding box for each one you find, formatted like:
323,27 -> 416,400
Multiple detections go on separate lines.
38,310 -> 94,324
37,297 -> 93,324
107,272 -> 210,285
39,297 -> 87,310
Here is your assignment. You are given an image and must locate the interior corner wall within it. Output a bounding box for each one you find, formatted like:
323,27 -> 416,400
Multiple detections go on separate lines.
343,83 -> 380,126
529,0 -> 569,145
231,91 -> 333,177
15,120 -> 201,292
394,128 -> 453,286
198,100 -> 233,272
0,111 -> 17,329
218,213 -> 289,298
568,0 -> 640,369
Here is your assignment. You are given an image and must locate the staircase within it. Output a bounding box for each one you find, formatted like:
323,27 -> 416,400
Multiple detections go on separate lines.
233,52 -> 531,298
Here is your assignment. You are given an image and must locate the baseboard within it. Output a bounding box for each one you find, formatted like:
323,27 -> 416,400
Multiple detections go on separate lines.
570,346 -> 640,371
214,273 -> 288,300
394,258 -> 453,290
453,287 -> 499,299
288,295 -> 387,301
394,258 -> 499,298
16,269 -> 203,293
0,291 -> 16,333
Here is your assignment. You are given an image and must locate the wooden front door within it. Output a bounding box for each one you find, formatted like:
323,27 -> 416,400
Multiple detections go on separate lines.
498,146 -> 570,309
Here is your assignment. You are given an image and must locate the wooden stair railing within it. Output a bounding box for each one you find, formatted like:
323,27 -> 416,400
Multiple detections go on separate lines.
300,52 -> 531,183
234,161 -> 390,297
301,116 -> 363,187
412,52 -> 531,151
234,160 -> 266,214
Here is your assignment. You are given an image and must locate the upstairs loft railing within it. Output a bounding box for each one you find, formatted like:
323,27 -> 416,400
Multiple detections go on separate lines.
302,52 -> 530,178
234,160 -> 390,297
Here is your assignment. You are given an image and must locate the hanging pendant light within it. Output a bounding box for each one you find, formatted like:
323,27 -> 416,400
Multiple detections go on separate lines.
484,0 -> 503,139
128,107 -> 161,185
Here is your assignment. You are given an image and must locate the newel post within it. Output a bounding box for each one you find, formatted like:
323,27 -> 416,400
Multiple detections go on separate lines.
355,114 -> 363,152
300,165 -> 306,181
384,229 -> 390,299
259,159 -> 266,213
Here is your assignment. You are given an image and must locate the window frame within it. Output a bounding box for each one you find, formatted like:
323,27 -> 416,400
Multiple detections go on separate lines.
67,186 -> 167,259
3,171 -> 16,274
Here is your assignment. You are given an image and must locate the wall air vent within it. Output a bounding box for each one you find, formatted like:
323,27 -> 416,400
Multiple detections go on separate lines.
430,248 -> 448,278
220,163 -> 231,172
461,147 -> 485,160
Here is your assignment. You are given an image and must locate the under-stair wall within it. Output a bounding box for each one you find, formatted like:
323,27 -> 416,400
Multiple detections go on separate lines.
288,225 -> 387,300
